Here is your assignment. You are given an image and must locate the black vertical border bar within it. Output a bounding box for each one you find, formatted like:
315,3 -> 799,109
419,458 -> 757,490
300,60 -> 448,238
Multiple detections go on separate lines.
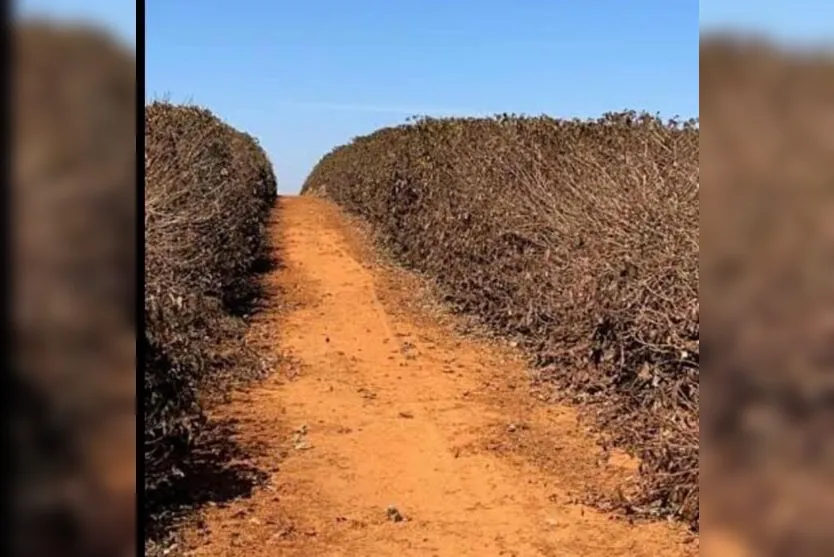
135,0 -> 147,554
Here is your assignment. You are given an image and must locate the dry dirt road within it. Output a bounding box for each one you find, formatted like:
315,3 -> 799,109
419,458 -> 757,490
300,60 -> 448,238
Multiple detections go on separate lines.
180,196 -> 697,557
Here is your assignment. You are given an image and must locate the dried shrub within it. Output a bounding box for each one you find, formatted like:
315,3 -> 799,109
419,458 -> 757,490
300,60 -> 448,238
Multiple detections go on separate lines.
144,102 -> 277,497
303,111 -> 699,528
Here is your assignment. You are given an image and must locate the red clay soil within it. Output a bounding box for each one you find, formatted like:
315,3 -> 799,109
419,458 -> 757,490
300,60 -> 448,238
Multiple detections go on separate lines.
178,196 -> 703,557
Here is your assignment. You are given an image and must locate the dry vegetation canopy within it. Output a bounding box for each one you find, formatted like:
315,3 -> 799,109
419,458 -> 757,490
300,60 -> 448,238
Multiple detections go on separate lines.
302,112 -> 700,528
144,102 -> 277,502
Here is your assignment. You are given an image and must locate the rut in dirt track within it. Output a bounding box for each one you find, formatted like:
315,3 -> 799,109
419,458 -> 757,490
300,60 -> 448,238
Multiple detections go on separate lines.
180,196 -> 696,557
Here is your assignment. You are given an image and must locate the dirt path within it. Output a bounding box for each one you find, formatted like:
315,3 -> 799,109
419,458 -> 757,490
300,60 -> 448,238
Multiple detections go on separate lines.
181,196 -> 696,557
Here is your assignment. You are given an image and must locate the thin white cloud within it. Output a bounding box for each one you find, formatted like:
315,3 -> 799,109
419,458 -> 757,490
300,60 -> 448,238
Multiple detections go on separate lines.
280,100 -> 490,116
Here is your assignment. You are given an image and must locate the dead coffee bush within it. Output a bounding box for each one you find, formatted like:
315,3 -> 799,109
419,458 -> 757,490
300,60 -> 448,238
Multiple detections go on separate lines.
145,103 -> 277,497
303,111 -> 699,529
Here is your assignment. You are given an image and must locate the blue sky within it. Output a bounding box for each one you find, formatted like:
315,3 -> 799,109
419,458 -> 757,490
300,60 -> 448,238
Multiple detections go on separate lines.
145,1 -> 698,193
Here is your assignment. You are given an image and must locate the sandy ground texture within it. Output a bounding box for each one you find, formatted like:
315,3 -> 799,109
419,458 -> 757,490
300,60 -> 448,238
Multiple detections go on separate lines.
177,196 -> 700,557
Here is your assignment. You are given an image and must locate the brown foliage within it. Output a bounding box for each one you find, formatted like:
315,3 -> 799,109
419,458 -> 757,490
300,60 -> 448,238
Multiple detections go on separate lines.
302,111 -> 699,528
144,102 -> 277,495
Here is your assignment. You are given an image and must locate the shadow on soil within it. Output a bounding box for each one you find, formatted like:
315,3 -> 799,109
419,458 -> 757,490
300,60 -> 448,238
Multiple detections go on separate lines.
147,250 -> 282,545
146,419 -> 269,542
224,252 -> 284,318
